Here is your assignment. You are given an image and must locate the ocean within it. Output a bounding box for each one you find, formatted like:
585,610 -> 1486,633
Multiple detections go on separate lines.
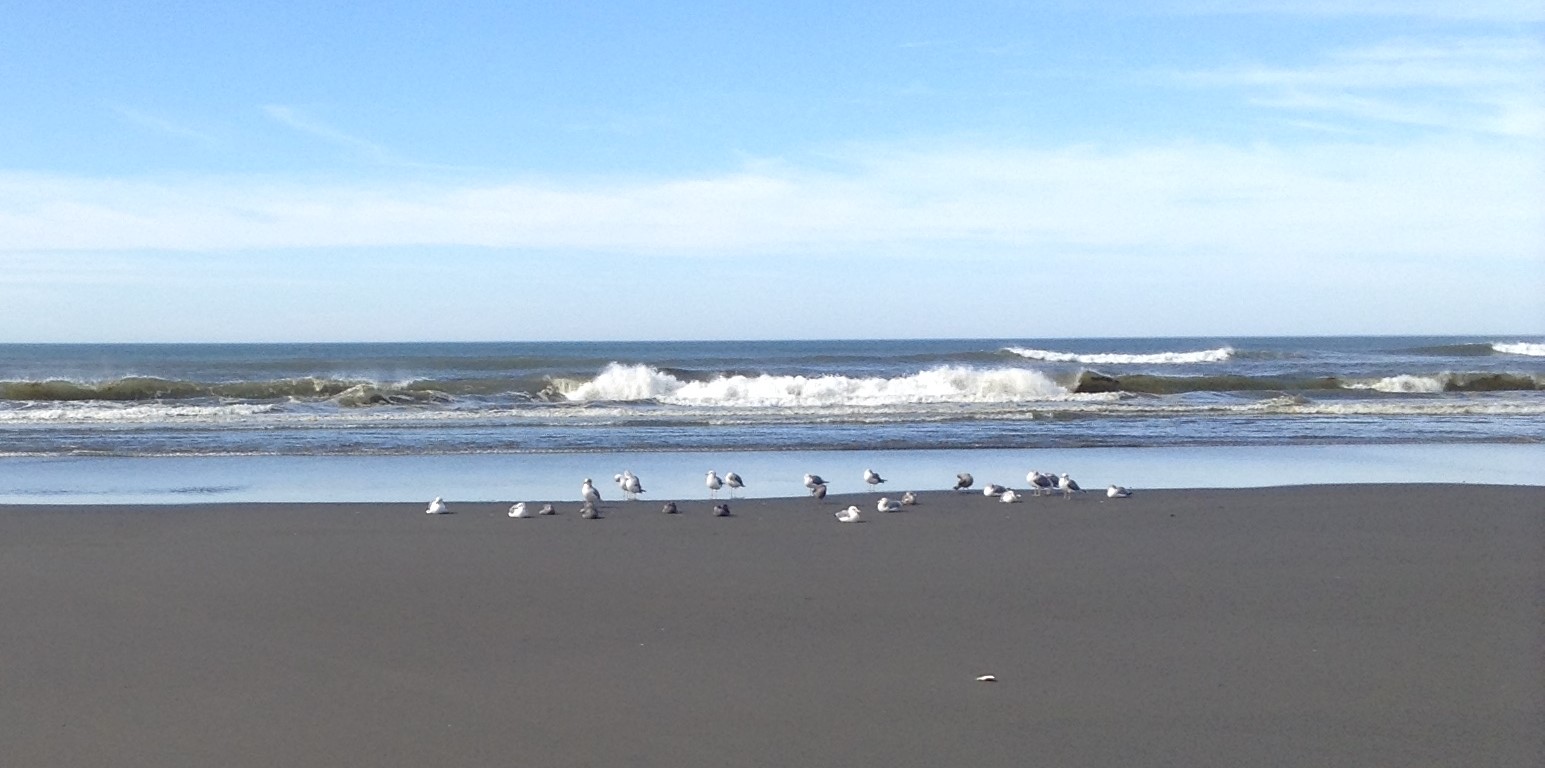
3,336 -> 1542,502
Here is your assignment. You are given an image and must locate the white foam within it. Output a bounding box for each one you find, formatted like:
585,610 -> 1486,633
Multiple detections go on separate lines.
1344,375 -> 1446,394
1493,342 -> 1545,357
563,363 -> 1070,406
1003,346 -> 1234,364
0,403 -> 277,423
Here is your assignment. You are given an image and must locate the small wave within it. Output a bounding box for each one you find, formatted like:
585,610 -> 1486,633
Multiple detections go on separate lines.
562,363 -> 1071,406
1003,346 -> 1233,365
1493,342 -> 1545,357
1343,375 -> 1447,394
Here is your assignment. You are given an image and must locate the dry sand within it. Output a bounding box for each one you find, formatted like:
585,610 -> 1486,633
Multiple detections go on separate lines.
2,485 -> 1541,767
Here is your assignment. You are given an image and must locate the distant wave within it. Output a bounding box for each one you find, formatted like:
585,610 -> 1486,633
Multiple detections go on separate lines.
1341,372 -> 1541,393
1493,342 -> 1545,357
559,363 -> 1071,406
1003,346 -> 1234,364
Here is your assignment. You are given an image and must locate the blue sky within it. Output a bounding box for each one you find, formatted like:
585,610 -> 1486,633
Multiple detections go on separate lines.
2,1 -> 1541,342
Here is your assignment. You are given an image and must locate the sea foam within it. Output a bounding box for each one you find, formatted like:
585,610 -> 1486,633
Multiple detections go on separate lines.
1003,346 -> 1234,364
1493,342 -> 1545,357
562,363 -> 1070,406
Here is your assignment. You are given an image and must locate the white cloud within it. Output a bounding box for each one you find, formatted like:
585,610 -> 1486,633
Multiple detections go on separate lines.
0,138 -> 1539,266
1184,37 -> 1545,137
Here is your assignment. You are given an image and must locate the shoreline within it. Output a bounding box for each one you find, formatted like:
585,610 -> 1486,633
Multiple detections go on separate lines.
3,485 -> 1541,766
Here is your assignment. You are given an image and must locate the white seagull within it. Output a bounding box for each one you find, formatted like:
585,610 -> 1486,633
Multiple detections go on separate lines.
954,473 -> 975,491
1107,485 -> 1133,499
835,505 -> 863,523
864,468 -> 886,488
581,478 -> 601,505
705,470 -> 724,499
725,471 -> 745,498
622,472 -> 644,501
508,502 -> 529,518
1029,471 -> 1055,496
425,497 -> 449,515
877,497 -> 903,513
1059,473 -> 1083,499
982,483 -> 1006,497
804,473 -> 828,490
901,491 -> 919,506
1000,489 -> 1023,503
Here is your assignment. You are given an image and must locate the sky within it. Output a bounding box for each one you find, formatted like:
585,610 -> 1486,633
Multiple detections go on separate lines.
1,0 -> 1542,342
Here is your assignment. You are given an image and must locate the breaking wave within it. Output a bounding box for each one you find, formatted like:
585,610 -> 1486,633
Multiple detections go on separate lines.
1493,342 -> 1545,357
1003,346 -> 1234,364
560,363 -> 1071,406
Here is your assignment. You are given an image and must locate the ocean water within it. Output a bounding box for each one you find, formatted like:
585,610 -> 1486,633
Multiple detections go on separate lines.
2,337 -> 1541,502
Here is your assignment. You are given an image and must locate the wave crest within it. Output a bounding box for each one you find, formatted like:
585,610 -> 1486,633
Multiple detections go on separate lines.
1493,342 -> 1545,357
562,363 -> 1070,406
1003,346 -> 1234,364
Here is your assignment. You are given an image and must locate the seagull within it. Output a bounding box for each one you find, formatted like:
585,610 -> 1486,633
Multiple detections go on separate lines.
901,491 -> 919,506
982,483 -> 1006,497
425,497 -> 449,515
725,471 -> 745,498
662,501 -> 679,514
810,483 -> 828,500
1029,471 -> 1055,496
537,503 -> 557,516
877,497 -> 903,513
864,468 -> 886,488
1059,473 -> 1083,499
713,503 -> 731,517
835,505 -> 863,523
508,502 -> 529,518
1107,485 -> 1133,499
622,472 -> 644,501
706,470 -> 723,499
1000,489 -> 1023,503
580,502 -> 601,519
954,473 -> 974,491
804,473 -> 828,490
581,478 -> 601,505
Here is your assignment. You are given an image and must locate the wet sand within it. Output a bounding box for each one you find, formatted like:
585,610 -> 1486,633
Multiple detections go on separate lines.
2,485 -> 1541,767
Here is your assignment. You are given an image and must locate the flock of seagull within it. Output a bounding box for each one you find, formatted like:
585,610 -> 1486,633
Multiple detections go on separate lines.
425,467 -> 1133,522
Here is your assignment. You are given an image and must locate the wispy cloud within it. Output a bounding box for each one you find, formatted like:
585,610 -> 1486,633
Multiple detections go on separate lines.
1181,37 -> 1545,137
1174,0 -> 1545,22
263,104 -> 396,163
110,105 -> 220,147
1,138 -> 1538,265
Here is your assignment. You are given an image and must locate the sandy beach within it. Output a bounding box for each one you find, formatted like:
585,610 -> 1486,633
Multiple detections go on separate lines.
2,485 -> 1540,767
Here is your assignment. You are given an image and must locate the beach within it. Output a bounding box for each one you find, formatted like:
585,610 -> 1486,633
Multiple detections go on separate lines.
2,485 -> 1541,767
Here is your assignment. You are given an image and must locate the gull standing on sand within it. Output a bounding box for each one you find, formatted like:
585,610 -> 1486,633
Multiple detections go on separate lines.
877,497 -> 903,513
581,478 -> 601,506
425,497 -> 449,515
1029,471 -> 1055,496
836,505 -> 863,523
982,483 -> 1006,497
706,470 -> 724,499
622,472 -> 644,501
810,483 -> 828,500
1059,473 -> 1083,499
864,469 -> 886,488
508,502 -> 529,518
804,473 -> 828,490
1107,485 -> 1133,498
725,471 -> 745,498
954,473 -> 974,491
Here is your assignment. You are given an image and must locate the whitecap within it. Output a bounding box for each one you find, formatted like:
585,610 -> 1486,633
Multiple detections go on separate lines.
1003,346 -> 1234,365
1493,342 -> 1545,357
